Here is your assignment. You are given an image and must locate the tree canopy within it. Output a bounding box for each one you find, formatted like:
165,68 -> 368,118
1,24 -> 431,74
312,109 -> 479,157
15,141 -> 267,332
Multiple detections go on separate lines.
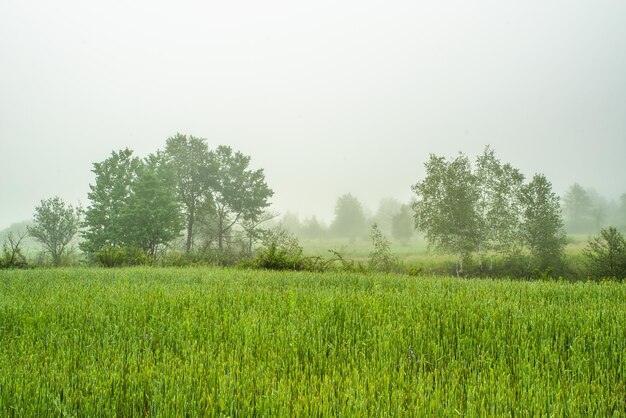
331,194 -> 367,239
28,197 -> 81,266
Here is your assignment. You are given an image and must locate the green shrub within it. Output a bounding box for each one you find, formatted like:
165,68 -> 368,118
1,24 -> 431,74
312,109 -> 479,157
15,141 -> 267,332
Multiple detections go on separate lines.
583,226 -> 626,280
95,246 -> 149,267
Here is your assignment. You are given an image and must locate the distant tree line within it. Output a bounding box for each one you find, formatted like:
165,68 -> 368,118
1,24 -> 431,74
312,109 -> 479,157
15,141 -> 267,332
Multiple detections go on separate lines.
2,142 -> 625,280
562,183 -> 626,233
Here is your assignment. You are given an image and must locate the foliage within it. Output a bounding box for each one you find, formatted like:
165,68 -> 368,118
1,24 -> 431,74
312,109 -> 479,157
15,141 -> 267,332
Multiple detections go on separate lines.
164,134 -> 214,253
82,149 -> 182,259
251,228 -> 327,271
300,216 -> 327,239
412,147 -> 568,277
81,149 -> 141,254
95,246 -> 150,267
411,153 -> 479,275
520,174 -> 566,271
331,194 -> 367,238
368,223 -> 397,272
208,145 -> 274,251
391,204 -> 413,244
239,211 -> 279,256
563,183 -> 593,232
0,232 -> 28,269
27,196 -> 81,266
1,268 -> 625,416
372,197 -> 402,234
122,153 -> 182,257
582,226 -> 626,280
474,146 -> 525,261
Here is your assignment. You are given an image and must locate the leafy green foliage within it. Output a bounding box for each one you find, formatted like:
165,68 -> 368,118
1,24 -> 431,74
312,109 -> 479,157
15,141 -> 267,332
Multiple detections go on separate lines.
209,145 -> 273,251
95,246 -> 149,267
81,149 -> 182,259
122,153 -> 182,257
582,226 -> 626,280
368,223 -> 397,272
250,228 -> 328,271
474,146 -> 525,259
520,174 -> 566,271
1,268 -> 624,415
412,153 -> 479,274
27,197 -> 81,266
81,149 -> 141,254
164,134 -> 214,253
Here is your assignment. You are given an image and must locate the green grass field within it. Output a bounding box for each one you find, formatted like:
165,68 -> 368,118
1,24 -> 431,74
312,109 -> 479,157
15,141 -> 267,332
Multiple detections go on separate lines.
1,268 -> 624,416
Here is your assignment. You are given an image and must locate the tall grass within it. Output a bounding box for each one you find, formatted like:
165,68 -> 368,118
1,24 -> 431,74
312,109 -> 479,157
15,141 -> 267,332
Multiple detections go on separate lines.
0,268 -> 624,415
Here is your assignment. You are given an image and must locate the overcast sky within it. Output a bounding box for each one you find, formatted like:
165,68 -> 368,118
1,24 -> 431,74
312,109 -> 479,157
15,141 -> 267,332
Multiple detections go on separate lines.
1,0 -> 625,229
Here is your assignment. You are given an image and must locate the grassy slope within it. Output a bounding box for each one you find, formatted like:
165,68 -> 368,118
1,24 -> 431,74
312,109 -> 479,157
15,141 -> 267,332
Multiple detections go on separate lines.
0,268 -> 624,416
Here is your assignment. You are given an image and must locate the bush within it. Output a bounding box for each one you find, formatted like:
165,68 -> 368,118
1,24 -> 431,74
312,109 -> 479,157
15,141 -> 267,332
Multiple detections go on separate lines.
368,224 -> 401,273
0,233 -> 29,269
95,246 -> 150,267
583,227 -> 626,280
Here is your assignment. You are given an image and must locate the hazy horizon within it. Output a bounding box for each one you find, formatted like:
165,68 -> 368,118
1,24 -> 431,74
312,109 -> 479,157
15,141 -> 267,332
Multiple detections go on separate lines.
2,0 -> 625,230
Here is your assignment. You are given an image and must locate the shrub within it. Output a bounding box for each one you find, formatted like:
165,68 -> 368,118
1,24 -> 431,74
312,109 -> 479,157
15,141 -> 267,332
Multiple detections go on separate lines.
95,246 -> 149,267
583,226 -> 626,280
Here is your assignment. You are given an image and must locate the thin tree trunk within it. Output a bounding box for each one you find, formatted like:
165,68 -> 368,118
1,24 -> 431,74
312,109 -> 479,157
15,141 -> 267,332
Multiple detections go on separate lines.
185,209 -> 194,254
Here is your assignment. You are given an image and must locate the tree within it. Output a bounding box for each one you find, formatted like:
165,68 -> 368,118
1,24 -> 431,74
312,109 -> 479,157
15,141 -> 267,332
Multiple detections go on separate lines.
331,194 -> 367,239
81,149 -> 141,254
279,212 -> 301,235
519,174 -> 566,271
391,204 -> 413,244
563,183 -> 593,232
82,149 -> 182,259
27,197 -> 81,266
208,145 -> 273,251
587,188 -> 608,232
582,227 -> 626,280
369,223 -> 395,272
372,198 -> 402,234
474,146 -> 525,267
121,153 -> 182,257
0,231 -> 28,269
240,210 -> 279,256
164,134 -> 214,253
300,216 -> 327,239
411,153 -> 479,274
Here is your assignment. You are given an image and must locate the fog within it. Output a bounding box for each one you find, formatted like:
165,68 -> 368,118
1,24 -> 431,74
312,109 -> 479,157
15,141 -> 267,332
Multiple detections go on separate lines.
1,0 -> 625,229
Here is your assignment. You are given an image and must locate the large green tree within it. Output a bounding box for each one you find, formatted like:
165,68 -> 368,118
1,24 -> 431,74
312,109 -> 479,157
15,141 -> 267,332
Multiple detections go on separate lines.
81,149 -> 181,258
208,145 -> 273,251
411,153 -> 479,274
81,149 -> 141,254
331,194 -> 367,239
474,147 -> 525,266
520,174 -> 566,271
164,134 -> 214,253
28,197 -> 81,266
121,153 -> 182,257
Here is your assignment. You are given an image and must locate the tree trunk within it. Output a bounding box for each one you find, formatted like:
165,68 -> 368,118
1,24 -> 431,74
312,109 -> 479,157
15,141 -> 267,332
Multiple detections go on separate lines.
218,211 -> 224,251
185,209 -> 194,254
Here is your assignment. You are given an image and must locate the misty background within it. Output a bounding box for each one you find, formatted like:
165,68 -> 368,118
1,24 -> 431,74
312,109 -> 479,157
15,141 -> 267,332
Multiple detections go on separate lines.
1,0 -> 625,230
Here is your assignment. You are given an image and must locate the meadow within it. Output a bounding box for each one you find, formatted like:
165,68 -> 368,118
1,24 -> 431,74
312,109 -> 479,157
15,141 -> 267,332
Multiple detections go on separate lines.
0,267 -> 624,416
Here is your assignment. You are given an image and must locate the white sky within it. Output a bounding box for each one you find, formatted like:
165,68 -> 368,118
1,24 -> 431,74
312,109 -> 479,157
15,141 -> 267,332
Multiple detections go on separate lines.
1,0 -> 625,228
